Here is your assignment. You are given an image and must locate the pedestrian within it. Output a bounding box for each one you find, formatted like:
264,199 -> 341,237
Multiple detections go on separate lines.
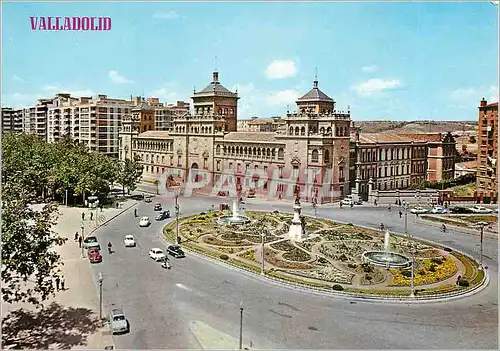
81,212 -> 85,221
90,212 -> 94,220
61,277 -> 65,290
100,203 -> 103,212
74,232 -> 79,241
340,202 -> 343,208
78,235 -> 83,248
399,211 -> 402,218
55,276 -> 60,291
374,199 -> 377,206
116,201 -> 119,209
134,208 -> 138,217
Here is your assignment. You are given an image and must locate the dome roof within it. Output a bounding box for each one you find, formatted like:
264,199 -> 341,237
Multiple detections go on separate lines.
297,79 -> 333,102
193,71 -> 238,98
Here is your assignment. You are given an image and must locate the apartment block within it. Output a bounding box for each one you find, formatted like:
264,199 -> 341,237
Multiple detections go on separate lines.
476,98 -> 498,203
350,131 -> 456,200
1,107 -> 24,133
22,99 -> 52,140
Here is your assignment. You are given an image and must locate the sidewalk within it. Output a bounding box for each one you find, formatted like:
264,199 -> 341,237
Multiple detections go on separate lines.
1,199 -> 137,350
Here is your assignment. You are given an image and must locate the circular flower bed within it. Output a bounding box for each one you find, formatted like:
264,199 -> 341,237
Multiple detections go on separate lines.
390,256 -> 458,286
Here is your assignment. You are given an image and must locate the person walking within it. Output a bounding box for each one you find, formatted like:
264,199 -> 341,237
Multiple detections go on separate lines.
90,212 -> 94,221
74,232 -> 79,241
78,235 -> 83,248
61,277 -> 65,290
81,212 -> 85,221
55,276 -> 60,291
399,211 -> 403,218
134,208 -> 138,217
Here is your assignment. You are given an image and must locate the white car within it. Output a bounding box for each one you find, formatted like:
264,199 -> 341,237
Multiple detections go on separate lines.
468,206 -> 494,214
124,235 -> 136,247
410,206 -> 428,214
149,248 -> 166,261
139,216 -> 150,227
431,206 -> 449,214
341,198 -> 353,205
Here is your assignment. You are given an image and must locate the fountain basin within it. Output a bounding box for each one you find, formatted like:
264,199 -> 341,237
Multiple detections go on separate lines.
362,251 -> 411,268
216,215 -> 251,225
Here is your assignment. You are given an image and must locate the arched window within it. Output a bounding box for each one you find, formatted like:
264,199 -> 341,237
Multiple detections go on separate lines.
324,149 -> 330,163
278,148 -> 284,160
295,127 -> 300,135
218,108 -> 222,114
224,108 -> 228,115
311,149 -> 319,163
230,108 -> 234,115
320,127 -> 325,134
327,127 -> 332,134
289,127 -> 293,135
301,127 -> 306,136
216,145 -> 221,155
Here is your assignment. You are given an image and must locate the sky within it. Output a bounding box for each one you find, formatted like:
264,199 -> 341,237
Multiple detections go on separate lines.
2,1 -> 499,121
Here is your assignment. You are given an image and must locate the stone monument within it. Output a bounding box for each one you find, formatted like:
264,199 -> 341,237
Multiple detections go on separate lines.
287,194 -> 306,241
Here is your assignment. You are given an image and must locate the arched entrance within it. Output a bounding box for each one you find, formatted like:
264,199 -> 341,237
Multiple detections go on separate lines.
190,163 -> 200,182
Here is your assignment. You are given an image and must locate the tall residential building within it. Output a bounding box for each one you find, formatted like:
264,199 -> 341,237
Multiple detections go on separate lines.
349,131 -> 456,200
476,98 -> 498,203
22,98 -> 52,140
1,107 -> 24,133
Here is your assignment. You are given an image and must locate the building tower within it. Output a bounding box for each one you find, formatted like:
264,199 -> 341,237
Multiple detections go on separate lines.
191,71 -> 239,132
119,112 -> 140,161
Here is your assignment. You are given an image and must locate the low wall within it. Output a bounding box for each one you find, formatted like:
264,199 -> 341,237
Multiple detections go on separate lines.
368,189 -> 440,205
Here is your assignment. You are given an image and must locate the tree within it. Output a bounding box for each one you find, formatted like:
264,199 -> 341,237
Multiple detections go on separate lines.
1,181 -> 67,305
469,135 -> 476,143
117,156 -> 144,194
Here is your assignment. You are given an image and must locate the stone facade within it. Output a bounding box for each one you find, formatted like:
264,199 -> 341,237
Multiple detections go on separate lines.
119,71 -> 351,203
476,98 -> 498,203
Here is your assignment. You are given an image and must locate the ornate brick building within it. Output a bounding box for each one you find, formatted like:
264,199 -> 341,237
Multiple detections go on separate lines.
476,98 -> 498,203
119,71 -> 351,203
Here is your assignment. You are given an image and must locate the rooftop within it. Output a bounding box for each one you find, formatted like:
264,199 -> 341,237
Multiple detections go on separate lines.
455,160 -> 477,169
193,71 -> 238,98
357,133 -> 443,143
224,132 -> 278,142
297,79 -> 333,103
137,131 -> 171,139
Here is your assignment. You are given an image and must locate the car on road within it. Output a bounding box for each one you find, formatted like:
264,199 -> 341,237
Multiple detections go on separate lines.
83,236 -> 100,250
431,206 -> 449,214
449,206 -> 473,214
468,205 -> 494,214
87,247 -> 102,263
341,198 -> 353,205
139,216 -> 151,227
154,203 -> 162,211
149,248 -> 166,261
155,210 -> 170,221
167,245 -> 185,258
410,206 -> 428,214
124,235 -> 136,247
110,308 -> 129,334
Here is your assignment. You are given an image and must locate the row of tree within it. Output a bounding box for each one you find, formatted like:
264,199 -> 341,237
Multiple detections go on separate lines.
409,173 -> 476,190
1,133 -> 143,305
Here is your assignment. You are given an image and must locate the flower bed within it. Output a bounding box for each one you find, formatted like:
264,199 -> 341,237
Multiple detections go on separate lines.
238,249 -> 256,261
243,235 -> 279,243
216,246 -> 251,254
282,248 -> 312,262
389,256 -> 458,286
288,265 -> 354,284
270,240 -> 296,251
203,235 -> 252,247
264,249 -> 312,269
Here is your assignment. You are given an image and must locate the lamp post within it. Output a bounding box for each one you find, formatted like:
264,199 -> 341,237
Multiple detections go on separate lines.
81,224 -> 85,256
260,232 -> 266,275
239,301 -> 244,350
404,203 -> 409,237
312,202 -> 317,218
175,192 -> 180,245
475,221 -> 489,268
98,272 -> 103,319
409,242 -> 416,297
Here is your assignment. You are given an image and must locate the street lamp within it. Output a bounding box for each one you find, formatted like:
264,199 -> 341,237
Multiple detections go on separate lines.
81,224 -> 85,256
260,231 -> 266,275
474,221 -> 489,268
409,241 -> 416,298
404,203 -> 409,238
312,202 -> 317,218
98,272 -> 103,319
239,301 -> 244,350
175,192 -> 180,245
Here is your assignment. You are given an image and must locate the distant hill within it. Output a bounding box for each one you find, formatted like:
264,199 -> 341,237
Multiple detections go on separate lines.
353,121 -> 477,134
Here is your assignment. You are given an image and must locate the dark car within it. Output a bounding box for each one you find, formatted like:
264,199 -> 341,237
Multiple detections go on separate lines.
154,203 -> 162,211
354,200 -> 363,205
155,210 -> 170,221
167,245 -> 185,258
450,206 -> 473,214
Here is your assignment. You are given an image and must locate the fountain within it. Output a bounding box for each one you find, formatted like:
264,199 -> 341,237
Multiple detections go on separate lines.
285,195 -> 307,241
216,200 -> 251,225
362,230 -> 411,268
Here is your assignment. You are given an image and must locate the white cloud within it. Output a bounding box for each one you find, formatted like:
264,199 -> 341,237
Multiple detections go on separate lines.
108,70 -> 134,84
266,89 -> 299,106
153,11 -> 181,20
265,60 -> 297,80
149,87 -> 178,102
351,78 -> 401,97
12,75 -> 24,82
361,65 -> 378,73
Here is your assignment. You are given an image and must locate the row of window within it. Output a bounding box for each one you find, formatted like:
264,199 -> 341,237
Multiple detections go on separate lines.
195,107 -> 234,115
288,125 -> 348,137
216,144 -> 285,160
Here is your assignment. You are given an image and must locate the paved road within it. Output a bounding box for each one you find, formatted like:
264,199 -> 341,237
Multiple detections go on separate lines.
89,195 -> 498,349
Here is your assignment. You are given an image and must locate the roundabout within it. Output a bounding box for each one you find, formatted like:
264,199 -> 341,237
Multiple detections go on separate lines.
163,200 -> 486,300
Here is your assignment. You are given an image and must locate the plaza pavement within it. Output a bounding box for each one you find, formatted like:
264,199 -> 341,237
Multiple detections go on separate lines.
1,198 -> 137,350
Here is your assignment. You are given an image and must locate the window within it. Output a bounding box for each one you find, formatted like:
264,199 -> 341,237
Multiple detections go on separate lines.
311,149 -> 319,163
229,162 -> 233,169
216,145 -> 221,155
216,160 -> 221,171
278,148 -> 285,160
324,149 -> 330,163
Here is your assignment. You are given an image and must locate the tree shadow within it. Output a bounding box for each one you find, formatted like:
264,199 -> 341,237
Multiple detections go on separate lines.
2,302 -> 105,349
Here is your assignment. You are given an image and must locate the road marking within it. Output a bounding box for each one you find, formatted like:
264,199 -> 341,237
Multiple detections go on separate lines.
175,283 -> 192,292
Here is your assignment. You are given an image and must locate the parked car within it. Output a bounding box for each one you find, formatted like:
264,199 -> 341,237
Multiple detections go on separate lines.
155,210 -> 170,221
431,206 -> 449,214
154,203 -> 162,211
124,235 -> 136,247
87,247 -> 102,263
167,245 -> 185,258
468,205 -> 494,214
341,198 -> 353,205
83,236 -> 100,250
353,200 -> 363,205
110,308 -> 129,334
139,216 -> 151,227
410,206 -> 428,214
149,248 -> 166,261
449,206 -> 473,214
